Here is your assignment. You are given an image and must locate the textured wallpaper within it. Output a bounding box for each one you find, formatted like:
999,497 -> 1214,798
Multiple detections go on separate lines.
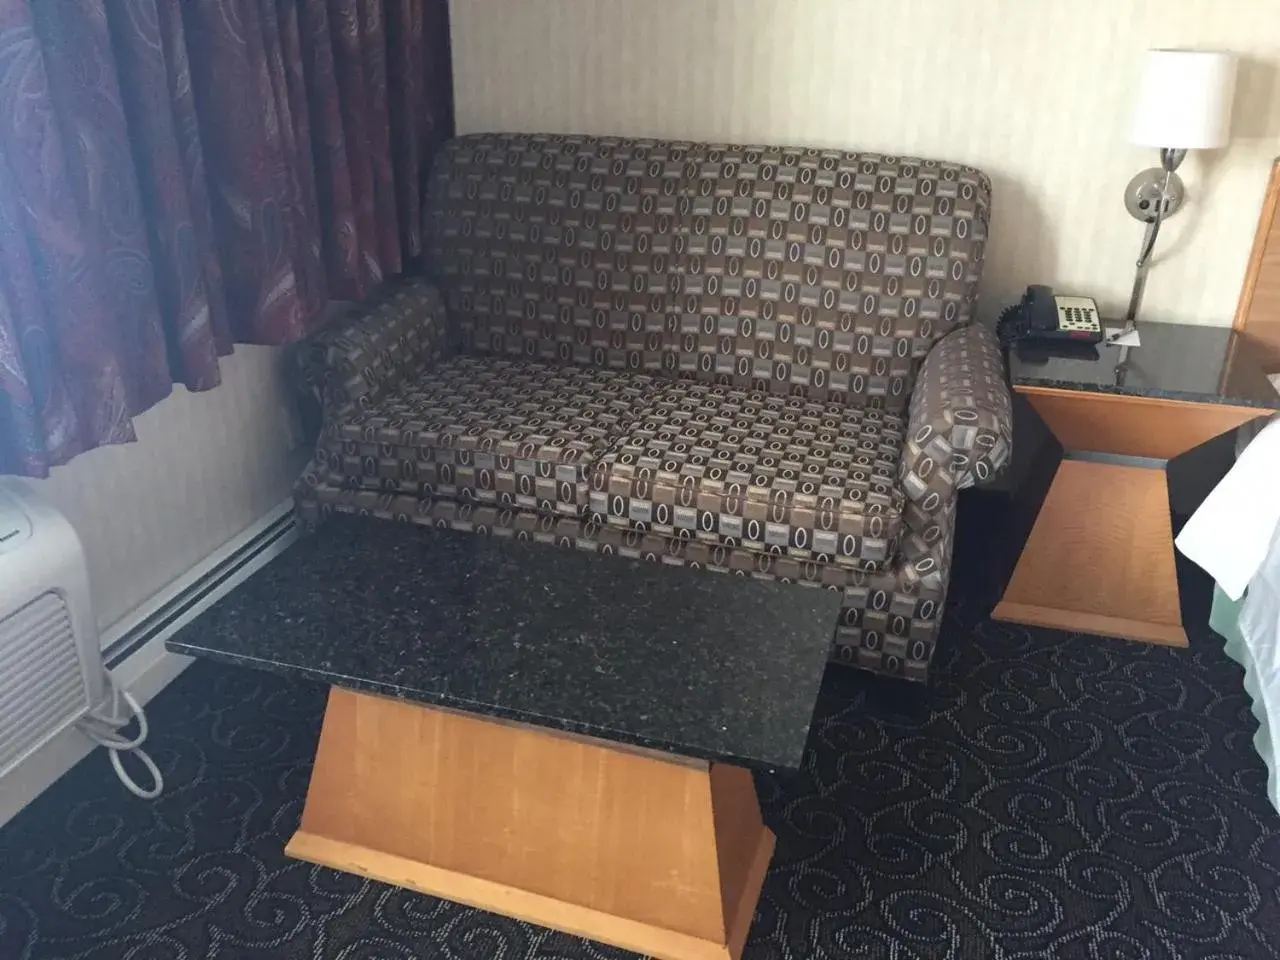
29,347 -> 301,634
450,0 -> 1280,326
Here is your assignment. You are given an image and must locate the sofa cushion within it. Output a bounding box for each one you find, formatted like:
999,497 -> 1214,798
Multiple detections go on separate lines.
427,134 -> 686,373
316,357 -> 661,516
426,135 -> 993,409
672,145 -> 990,408
589,380 -> 906,570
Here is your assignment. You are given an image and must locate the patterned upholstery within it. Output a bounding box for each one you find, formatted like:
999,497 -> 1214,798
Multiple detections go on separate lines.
293,278 -> 449,415
677,143 -> 988,407
294,132 -> 1009,682
299,358 -> 660,517
590,381 -> 905,571
900,323 -> 1013,520
835,498 -> 956,677
427,136 -> 683,371
426,134 -> 991,407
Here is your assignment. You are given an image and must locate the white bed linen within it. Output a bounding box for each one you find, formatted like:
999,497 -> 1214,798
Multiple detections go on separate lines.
1208,533 -> 1280,812
1176,418 -> 1280,600
1177,418 -> 1280,812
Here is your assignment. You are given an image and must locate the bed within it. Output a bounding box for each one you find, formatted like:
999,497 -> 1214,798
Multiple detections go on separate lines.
1177,417 -> 1280,812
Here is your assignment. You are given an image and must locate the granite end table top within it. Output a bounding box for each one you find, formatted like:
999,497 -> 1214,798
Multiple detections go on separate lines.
1008,320 -> 1280,410
166,516 -> 843,771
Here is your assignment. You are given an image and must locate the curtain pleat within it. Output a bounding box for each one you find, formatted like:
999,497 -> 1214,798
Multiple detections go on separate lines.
0,0 -> 453,477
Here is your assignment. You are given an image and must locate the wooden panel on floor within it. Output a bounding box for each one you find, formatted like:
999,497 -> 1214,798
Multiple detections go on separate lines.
1021,388 -> 1266,460
285,688 -> 775,960
992,459 -> 1188,647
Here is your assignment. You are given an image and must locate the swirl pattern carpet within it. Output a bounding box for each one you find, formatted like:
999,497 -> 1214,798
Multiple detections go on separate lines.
2,516 -> 1278,958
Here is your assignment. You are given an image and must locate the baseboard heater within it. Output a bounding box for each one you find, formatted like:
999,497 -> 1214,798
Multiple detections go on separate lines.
102,507 -> 297,670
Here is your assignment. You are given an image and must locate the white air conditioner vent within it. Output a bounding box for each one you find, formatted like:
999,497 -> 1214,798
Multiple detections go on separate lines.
0,592 -> 88,775
0,480 -> 160,802
0,481 -> 104,781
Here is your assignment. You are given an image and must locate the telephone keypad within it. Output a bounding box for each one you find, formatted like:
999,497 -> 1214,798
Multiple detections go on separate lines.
1056,299 -> 1101,333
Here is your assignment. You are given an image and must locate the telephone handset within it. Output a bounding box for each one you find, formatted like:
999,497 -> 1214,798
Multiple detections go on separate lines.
998,285 -> 1104,345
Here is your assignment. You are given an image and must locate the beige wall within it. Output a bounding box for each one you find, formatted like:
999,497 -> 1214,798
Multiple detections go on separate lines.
28,347 -> 301,632
450,0 -> 1280,326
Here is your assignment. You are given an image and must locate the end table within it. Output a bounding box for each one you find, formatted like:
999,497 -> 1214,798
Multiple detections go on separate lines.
994,322 -> 1280,646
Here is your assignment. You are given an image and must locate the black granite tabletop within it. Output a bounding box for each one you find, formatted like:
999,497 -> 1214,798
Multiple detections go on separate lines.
1008,320 -> 1280,410
166,515 -> 842,771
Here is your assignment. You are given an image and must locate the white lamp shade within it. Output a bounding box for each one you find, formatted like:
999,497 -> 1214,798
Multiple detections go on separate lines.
1130,49 -> 1237,150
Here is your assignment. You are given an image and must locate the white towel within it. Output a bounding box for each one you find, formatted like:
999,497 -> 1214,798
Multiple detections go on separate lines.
1175,417 -> 1280,600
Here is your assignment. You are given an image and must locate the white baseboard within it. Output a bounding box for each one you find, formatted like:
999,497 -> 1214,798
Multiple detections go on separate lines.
0,499 -> 299,831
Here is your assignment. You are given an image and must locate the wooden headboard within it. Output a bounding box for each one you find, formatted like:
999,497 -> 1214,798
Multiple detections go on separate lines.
1234,157 -> 1280,372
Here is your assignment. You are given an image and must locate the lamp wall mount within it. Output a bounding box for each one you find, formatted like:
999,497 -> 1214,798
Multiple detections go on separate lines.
1121,148 -> 1190,328
1124,149 -> 1189,223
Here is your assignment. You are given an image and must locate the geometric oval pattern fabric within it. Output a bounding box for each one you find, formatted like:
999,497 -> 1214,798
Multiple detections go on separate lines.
677,143 -> 988,406
293,279 -> 451,413
427,133 -> 990,408
591,380 -> 908,570
309,357 -> 662,517
900,322 -> 1015,513
428,135 -> 685,374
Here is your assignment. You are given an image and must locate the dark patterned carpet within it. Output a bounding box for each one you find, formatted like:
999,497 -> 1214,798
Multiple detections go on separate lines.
2,498 -> 1279,959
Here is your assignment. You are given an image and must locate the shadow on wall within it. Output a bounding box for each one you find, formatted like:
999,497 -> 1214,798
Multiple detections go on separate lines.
1156,57 -> 1280,268
1233,56 -> 1280,142
979,172 -> 1057,324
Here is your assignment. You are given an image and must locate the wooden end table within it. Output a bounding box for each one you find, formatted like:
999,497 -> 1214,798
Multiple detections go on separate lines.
994,322 -> 1279,647
168,516 -> 840,960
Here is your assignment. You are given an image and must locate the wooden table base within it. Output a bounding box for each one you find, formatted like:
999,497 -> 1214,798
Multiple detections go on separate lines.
285,688 -> 775,960
994,386 -> 1270,647
992,458 -> 1187,646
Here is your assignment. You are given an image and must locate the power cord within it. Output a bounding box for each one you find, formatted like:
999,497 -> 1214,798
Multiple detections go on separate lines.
996,302 -> 1028,346
75,670 -> 163,800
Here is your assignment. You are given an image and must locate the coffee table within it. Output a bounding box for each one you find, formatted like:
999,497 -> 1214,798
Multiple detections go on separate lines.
166,515 -> 841,960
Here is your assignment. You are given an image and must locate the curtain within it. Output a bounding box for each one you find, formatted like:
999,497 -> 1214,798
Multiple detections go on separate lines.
0,0 -> 453,477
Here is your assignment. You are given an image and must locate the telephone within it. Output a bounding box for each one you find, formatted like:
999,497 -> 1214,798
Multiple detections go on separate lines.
997,285 -> 1104,345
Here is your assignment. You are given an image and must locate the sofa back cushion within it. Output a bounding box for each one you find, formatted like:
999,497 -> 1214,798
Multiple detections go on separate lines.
426,133 -> 685,373
426,134 -> 991,408
675,144 -> 989,408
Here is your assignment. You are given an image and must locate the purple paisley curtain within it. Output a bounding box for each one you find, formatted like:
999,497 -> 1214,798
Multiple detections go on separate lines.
0,0 -> 453,477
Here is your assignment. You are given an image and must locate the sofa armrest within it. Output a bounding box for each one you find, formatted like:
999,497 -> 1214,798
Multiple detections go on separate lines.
294,276 -> 448,417
899,322 -> 1012,514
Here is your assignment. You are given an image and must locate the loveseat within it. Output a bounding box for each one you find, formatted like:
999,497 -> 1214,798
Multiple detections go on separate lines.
294,133 -> 1013,681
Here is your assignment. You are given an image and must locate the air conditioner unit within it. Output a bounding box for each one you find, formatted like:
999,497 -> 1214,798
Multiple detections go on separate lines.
0,479 -> 159,798
0,479 -> 105,779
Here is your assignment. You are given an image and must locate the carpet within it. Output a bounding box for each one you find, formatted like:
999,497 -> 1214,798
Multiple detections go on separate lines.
2,511 -> 1278,958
